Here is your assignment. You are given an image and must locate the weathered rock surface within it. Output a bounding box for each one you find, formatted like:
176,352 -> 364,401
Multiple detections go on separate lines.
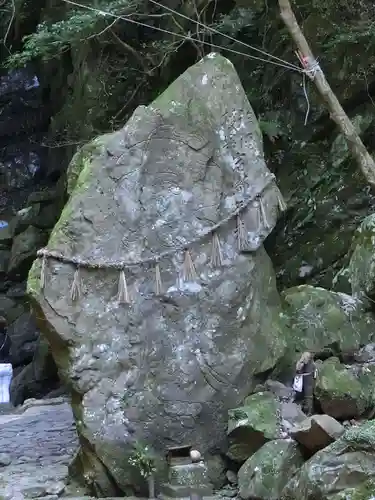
282,419 -> 375,499
8,312 -> 39,366
8,226 -> 48,280
238,439 -> 303,500
280,401 -> 307,434
354,343 -> 375,363
281,285 -> 375,353
0,397 -> 81,499
0,303 -> 60,405
327,480 -> 375,499
315,357 -> 369,419
205,455 -> 227,490
0,295 -> 25,325
227,392 -> 282,462
10,337 -> 60,406
290,414 -> 345,454
264,380 -> 294,401
27,53 -> 288,493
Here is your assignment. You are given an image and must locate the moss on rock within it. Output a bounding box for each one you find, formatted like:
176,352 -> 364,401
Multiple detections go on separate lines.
238,439 -> 304,500
282,420 -> 375,499
329,480 -> 375,500
315,357 -> 368,419
227,392 -> 281,462
281,285 -> 375,353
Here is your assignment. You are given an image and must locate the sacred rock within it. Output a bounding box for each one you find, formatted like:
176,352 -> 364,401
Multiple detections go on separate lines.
27,53 -> 287,494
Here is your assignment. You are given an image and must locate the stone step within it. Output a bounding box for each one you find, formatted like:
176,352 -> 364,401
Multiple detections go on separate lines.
168,463 -> 210,487
160,484 -> 213,498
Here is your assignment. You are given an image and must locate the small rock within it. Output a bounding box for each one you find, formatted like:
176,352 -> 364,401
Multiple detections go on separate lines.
10,205 -> 40,236
0,452 -> 12,466
45,481 -> 65,496
290,414 -> 344,454
226,470 -> 238,485
21,485 -> 47,498
219,486 -> 237,497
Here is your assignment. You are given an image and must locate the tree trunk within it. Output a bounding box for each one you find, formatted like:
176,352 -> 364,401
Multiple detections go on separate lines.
278,0 -> 375,189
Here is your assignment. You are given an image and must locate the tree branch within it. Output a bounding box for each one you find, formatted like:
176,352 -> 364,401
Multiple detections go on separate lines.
278,0 -> 375,189
110,29 -> 149,71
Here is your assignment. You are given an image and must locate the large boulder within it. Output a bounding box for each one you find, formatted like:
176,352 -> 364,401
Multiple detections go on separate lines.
281,285 -> 375,354
314,357 -> 369,419
282,419 -> 375,499
227,392 -> 282,462
27,53 -> 288,494
290,414 -> 345,455
238,439 -> 304,500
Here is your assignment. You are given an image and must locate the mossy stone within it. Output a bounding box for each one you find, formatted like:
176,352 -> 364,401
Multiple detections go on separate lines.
227,392 -> 281,462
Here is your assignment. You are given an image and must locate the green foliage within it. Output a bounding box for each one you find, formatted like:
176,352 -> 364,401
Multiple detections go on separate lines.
128,442 -> 157,479
212,7 -> 256,36
5,0 -> 143,67
325,21 -> 375,50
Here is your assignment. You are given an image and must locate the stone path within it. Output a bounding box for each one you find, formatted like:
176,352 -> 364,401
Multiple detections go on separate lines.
0,397 -> 85,499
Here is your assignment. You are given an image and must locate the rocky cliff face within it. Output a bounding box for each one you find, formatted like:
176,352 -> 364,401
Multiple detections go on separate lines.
0,67 -> 64,404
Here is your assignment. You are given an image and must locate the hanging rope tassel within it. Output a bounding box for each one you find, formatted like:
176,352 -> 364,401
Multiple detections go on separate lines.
277,188 -> 287,212
211,232 -> 223,267
70,267 -> 82,302
259,196 -> 270,230
155,263 -> 162,295
183,249 -> 197,282
117,270 -> 130,304
40,255 -> 47,291
237,214 -> 247,251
